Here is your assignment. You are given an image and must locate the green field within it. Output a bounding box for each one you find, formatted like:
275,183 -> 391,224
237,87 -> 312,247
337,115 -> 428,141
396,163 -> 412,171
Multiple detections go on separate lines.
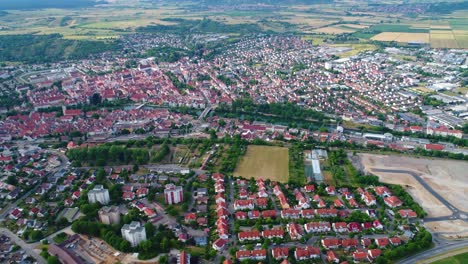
370,24 -> 429,33
431,252 -> 468,264
234,145 -> 289,182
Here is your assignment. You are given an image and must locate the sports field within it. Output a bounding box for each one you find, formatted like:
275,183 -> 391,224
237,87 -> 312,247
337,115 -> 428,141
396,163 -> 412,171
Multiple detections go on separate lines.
234,145 -> 289,182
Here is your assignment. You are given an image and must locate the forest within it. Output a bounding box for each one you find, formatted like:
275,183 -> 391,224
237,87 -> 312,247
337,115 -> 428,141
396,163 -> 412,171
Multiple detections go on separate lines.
0,34 -> 120,63
137,18 -> 265,35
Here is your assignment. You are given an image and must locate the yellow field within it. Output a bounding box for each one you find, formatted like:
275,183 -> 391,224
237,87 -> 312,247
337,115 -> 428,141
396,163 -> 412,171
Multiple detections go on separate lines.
430,30 -> 458,48
372,32 -> 429,43
234,145 -> 289,182
314,26 -> 355,34
454,34 -> 468,49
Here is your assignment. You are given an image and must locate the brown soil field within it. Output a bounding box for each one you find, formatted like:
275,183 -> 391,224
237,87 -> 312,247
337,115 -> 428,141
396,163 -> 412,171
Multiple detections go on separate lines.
359,154 -> 468,234
360,154 -> 468,212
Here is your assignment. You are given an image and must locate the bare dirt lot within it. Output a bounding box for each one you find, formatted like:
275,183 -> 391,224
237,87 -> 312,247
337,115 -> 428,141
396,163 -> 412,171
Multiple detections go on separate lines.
425,220 -> 468,239
358,154 -> 468,235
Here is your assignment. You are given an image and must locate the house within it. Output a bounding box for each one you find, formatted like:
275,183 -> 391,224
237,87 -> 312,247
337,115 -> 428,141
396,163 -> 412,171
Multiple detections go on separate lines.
384,196 -> 403,208
301,209 -> 315,218
212,238 -> 227,251
197,217 -> 207,226
367,249 -> 382,261
248,210 -> 260,219
334,199 -> 345,208
234,199 -> 255,211
256,197 -> 268,208
236,250 -> 251,261
362,192 -> 376,206
348,222 -> 362,233
373,220 -> 384,230
389,237 -> 402,246
272,247 -> 289,260
332,222 -> 348,233
287,223 -> 303,240
304,185 -> 315,193
361,238 -> 372,248
316,208 -> 338,217
304,221 -> 331,233
64,198 -> 74,207
194,236 -> 208,246
262,229 -> 284,239
236,249 -> 267,260
184,213 -> 197,223
347,198 -> 358,208
327,250 -> 339,263
262,210 -> 277,218
362,222 -> 373,230
325,186 -> 336,195
71,191 -> 81,200
235,211 -> 248,220
352,251 -> 368,262
136,188 -> 148,198
251,249 -> 267,260
399,209 -> 417,218
9,208 -> 22,220
238,231 -> 261,242
341,238 -> 358,249
375,238 -> 389,248
122,192 -> 135,201
374,186 -> 391,197
281,209 -> 301,219
322,238 -> 341,249
295,246 -> 320,261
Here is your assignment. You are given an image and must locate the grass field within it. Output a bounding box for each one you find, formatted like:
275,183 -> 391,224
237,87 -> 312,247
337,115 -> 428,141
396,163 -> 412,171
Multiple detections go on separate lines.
234,145 -> 289,182
333,43 -> 377,58
430,252 -> 468,264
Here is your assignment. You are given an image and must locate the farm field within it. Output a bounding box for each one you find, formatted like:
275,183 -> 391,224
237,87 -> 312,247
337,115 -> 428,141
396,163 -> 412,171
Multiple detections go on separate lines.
314,26 -> 356,34
372,32 -> 430,43
234,145 -> 289,182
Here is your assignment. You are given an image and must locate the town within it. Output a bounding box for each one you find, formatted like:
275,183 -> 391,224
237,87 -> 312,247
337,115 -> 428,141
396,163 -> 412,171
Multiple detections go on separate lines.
0,29 -> 467,264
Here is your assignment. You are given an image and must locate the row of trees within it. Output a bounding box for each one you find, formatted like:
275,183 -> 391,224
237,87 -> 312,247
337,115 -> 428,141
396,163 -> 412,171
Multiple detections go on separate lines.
227,99 -> 327,121
151,140 -> 170,163
289,143 -> 307,186
375,228 -> 432,263
220,136 -> 247,173
67,145 -> 150,166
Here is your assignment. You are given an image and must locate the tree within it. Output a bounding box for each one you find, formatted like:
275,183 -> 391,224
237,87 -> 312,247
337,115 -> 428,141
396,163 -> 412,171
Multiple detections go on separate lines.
139,240 -> 153,252
6,175 -> 17,185
30,230 -> 43,241
47,256 -> 60,264
89,93 -> 102,105
159,255 -> 168,264
145,222 -> 156,237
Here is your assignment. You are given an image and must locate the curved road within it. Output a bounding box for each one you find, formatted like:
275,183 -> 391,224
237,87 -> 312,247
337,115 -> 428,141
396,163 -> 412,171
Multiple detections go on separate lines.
371,168 -> 467,222
371,168 -> 468,263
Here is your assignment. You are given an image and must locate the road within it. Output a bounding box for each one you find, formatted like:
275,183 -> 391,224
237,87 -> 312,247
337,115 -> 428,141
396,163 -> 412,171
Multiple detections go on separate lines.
0,228 -> 46,264
399,240 -> 468,264
371,168 -> 467,222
